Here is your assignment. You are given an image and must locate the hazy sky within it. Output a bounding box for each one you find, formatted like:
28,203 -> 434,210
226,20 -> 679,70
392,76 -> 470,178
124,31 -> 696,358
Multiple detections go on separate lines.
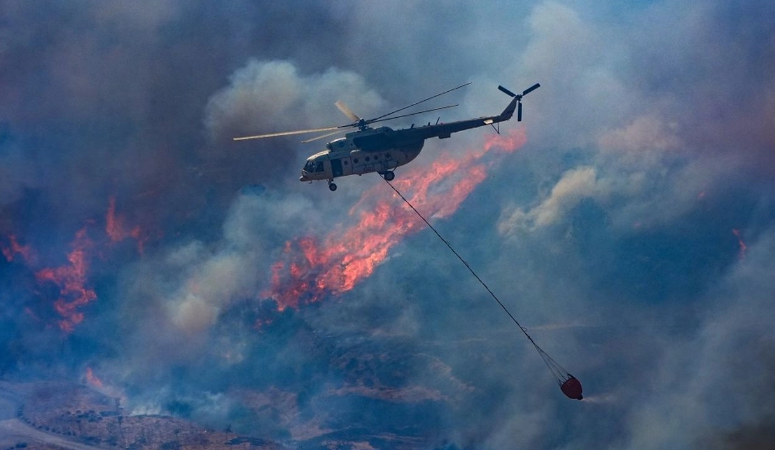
1,1 -> 774,449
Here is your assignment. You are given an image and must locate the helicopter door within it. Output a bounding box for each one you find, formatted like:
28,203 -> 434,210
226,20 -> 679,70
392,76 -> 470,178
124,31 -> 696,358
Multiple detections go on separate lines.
330,158 -> 344,178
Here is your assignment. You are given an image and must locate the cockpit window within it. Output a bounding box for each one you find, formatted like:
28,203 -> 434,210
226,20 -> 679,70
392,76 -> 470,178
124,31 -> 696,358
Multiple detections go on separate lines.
304,160 -> 325,172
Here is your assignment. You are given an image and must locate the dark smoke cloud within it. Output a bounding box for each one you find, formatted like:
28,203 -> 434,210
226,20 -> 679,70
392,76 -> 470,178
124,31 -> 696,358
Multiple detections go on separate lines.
2,0 -> 775,449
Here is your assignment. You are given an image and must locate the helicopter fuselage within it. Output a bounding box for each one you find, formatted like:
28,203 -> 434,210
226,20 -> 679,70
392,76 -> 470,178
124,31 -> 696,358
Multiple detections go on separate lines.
300,127 -> 423,182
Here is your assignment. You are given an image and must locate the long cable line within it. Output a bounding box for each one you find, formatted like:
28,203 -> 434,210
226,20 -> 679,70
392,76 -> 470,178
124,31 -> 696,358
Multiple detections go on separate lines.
383,177 -> 574,387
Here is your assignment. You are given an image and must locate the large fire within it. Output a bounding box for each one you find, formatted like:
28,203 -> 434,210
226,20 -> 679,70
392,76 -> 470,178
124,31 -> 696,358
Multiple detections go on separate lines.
3,196 -> 149,334
35,228 -> 98,333
6,132 -> 524,331
265,131 -> 526,310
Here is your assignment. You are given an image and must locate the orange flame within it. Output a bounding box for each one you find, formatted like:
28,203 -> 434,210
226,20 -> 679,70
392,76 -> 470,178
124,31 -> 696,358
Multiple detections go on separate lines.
106,196 -> 147,254
732,229 -> 747,260
265,130 -> 526,310
35,228 -> 97,332
85,367 -> 104,388
1,234 -> 34,263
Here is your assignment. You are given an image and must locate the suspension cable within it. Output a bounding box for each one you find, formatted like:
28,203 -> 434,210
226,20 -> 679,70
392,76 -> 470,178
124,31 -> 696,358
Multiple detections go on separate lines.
383,178 -> 568,380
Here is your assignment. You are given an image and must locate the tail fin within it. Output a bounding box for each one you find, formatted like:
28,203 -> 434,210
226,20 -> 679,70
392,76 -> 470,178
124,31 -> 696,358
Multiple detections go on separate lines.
499,97 -> 519,120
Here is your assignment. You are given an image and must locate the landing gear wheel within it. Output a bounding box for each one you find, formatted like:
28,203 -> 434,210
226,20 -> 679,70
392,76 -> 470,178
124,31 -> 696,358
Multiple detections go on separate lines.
383,171 -> 395,181
328,182 -> 337,191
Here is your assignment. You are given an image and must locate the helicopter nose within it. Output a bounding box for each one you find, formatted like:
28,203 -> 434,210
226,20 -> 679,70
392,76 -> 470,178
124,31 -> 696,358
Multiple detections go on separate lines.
300,173 -> 309,182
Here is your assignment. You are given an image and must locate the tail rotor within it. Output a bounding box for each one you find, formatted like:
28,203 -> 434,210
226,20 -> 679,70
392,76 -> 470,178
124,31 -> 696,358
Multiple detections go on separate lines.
498,83 -> 540,121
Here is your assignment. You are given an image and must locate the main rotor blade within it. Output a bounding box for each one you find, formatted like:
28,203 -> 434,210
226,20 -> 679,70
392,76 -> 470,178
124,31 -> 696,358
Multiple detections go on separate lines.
301,129 -> 347,144
335,101 -> 361,122
368,104 -> 459,125
233,82 -> 473,142
369,82 -> 471,123
233,125 -> 345,141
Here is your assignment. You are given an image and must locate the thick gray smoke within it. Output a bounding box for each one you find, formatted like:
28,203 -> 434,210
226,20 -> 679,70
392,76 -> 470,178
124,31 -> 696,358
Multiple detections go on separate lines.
2,1 -> 775,448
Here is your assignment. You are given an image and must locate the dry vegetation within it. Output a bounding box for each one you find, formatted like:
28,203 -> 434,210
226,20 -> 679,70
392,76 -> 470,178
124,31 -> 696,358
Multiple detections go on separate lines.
4,381 -> 286,450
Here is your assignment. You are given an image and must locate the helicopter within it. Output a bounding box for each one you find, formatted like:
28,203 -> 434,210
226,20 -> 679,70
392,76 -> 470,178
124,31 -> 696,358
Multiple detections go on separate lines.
234,82 -> 540,191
